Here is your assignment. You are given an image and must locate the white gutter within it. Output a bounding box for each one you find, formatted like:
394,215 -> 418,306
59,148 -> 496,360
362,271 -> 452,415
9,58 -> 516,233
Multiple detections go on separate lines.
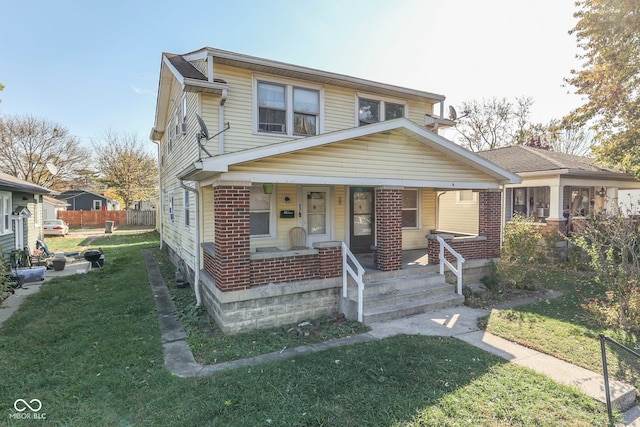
180,180 -> 202,307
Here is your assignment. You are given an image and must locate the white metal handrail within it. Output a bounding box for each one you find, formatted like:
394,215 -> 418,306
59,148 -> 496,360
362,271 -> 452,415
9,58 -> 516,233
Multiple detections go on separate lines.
342,242 -> 365,322
437,235 -> 465,295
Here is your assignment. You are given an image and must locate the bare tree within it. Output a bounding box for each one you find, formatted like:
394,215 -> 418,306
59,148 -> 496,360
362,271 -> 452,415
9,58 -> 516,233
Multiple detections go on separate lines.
454,97 -> 534,152
545,120 -> 594,156
0,114 -> 93,190
92,130 -> 158,209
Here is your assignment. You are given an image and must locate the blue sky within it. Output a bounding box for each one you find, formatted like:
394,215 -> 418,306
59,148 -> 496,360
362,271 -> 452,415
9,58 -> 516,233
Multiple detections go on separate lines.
1,0 -> 581,148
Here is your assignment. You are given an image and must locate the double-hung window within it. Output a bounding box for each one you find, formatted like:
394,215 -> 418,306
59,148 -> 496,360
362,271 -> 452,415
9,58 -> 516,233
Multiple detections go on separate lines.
250,185 -> 274,237
358,96 -> 406,126
256,79 -> 320,136
0,192 -> 11,234
402,189 -> 419,229
184,189 -> 190,228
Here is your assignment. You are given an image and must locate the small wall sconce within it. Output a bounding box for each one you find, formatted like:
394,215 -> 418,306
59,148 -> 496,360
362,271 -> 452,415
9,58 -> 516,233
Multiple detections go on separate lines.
263,183 -> 274,195
596,187 -> 606,197
284,196 -> 291,203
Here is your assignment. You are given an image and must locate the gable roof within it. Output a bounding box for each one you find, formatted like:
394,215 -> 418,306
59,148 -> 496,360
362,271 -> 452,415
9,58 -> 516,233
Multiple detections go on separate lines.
0,171 -> 52,194
57,189 -> 114,202
179,118 -> 521,186
151,47 -> 453,140
476,145 -> 631,179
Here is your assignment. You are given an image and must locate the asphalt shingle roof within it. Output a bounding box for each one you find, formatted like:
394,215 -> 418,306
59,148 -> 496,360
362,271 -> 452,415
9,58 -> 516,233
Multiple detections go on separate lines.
476,145 -> 618,174
0,171 -> 51,194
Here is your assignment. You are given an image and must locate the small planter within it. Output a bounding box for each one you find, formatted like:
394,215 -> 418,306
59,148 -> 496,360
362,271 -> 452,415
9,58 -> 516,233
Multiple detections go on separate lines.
52,258 -> 66,271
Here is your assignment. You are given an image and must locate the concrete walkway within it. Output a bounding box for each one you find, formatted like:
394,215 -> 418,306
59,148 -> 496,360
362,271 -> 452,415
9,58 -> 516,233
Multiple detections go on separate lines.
3,251 -> 637,425
141,250 -> 640,425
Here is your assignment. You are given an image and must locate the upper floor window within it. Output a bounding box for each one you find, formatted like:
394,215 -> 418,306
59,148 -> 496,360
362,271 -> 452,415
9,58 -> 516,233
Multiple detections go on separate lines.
358,97 -> 406,126
256,80 -> 320,137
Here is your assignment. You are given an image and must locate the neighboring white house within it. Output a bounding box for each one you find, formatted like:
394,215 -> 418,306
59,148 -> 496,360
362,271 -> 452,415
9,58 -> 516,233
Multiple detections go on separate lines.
43,195 -> 69,220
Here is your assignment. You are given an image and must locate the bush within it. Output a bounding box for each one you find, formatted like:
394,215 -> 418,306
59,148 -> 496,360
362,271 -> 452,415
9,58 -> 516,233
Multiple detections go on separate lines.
571,210 -> 640,333
500,215 -> 543,288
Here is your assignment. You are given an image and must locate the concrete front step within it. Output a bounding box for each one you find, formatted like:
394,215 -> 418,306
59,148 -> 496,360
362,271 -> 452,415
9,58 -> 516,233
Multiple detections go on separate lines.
342,270 -> 465,324
362,293 -> 465,324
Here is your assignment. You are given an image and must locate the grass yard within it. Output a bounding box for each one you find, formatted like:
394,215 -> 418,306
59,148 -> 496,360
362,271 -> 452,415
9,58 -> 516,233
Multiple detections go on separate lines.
484,267 -> 640,390
0,231 -> 613,425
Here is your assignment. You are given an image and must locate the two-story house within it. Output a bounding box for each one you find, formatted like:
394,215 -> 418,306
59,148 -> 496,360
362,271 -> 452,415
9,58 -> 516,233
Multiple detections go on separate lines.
150,47 -> 519,333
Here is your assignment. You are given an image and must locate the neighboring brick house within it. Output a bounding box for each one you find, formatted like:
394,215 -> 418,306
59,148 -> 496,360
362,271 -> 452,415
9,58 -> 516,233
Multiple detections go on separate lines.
150,47 -> 520,333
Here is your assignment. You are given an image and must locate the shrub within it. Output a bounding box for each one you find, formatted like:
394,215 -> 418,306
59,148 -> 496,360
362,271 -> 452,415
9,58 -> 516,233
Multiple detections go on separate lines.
571,209 -> 640,333
500,214 -> 543,288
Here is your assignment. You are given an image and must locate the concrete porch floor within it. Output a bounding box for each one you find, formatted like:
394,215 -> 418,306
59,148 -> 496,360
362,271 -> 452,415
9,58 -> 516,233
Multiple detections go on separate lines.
355,249 -> 432,273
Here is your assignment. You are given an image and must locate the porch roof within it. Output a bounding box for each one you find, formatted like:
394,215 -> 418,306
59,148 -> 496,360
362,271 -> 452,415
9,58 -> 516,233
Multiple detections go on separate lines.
178,118 -> 521,187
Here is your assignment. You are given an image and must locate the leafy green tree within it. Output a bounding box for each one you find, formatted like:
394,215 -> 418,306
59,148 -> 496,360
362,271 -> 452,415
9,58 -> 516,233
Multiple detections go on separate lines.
0,114 -> 93,190
92,130 -> 158,209
564,0 -> 640,175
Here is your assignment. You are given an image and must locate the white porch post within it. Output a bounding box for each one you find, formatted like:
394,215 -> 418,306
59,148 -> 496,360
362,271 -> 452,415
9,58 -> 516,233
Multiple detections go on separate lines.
548,184 -> 564,221
606,187 -> 619,214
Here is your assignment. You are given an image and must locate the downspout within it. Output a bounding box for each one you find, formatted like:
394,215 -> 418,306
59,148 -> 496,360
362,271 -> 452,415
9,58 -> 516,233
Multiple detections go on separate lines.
180,180 -> 202,307
436,191 -> 447,231
151,138 -> 163,249
219,88 -> 228,155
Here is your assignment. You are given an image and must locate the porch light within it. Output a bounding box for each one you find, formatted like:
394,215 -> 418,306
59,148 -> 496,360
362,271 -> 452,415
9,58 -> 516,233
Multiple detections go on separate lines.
263,184 -> 274,195
596,187 -> 606,197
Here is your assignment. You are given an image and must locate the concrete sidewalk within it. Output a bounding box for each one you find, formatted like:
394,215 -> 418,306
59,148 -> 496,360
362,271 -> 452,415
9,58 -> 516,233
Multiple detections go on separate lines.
142,250 -> 639,425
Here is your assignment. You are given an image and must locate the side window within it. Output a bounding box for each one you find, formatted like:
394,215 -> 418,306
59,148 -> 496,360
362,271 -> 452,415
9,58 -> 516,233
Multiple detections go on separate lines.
93,200 -> 103,210
0,192 -> 11,234
168,191 -> 175,223
250,185 -> 274,237
184,189 -> 190,228
457,190 -> 477,204
402,189 -> 419,229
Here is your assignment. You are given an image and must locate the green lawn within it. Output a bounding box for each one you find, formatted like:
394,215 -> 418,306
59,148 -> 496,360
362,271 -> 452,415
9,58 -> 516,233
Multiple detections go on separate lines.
484,267 -> 640,389
0,232 -> 612,425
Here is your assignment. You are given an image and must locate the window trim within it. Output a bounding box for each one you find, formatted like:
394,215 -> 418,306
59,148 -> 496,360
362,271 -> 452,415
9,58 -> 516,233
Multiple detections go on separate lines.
253,75 -> 324,137
168,191 -> 175,223
356,92 -> 408,126
0,191 -> 12,235
402,188 -> 420,230
249,184 -> 276,238
183,189 -> 190,229
456,190 -> 477,204
93,200 -> 103,211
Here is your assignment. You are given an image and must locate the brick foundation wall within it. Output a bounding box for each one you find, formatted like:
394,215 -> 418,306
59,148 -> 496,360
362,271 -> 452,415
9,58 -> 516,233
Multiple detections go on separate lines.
212,185 -> 251,291
375,188 -> 402,271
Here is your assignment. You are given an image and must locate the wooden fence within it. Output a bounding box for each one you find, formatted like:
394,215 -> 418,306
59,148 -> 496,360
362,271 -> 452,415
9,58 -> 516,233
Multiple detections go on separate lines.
58,210 -> 156,227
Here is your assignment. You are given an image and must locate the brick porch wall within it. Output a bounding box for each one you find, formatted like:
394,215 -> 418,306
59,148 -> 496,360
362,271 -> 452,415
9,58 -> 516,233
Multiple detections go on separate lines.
427,237 -> 488,262
211,185 -> 251,291
375,188 -> 402,271
250,254 -> 320,286
478,191 -> 501,258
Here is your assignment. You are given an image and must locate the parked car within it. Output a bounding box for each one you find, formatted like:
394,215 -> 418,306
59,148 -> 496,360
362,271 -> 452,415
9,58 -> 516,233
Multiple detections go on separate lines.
43,219 -> 69,236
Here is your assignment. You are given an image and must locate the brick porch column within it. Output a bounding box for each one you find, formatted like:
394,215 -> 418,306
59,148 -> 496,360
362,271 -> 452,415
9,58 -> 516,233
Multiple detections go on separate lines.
213,184 -> 251,291
375,187 -> 402,271
479,191 -> 501,258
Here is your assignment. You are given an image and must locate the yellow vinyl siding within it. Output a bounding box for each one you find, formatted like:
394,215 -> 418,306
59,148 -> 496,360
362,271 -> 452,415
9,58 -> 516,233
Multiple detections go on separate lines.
402,189 -> 436,250
334,186 -> 347,242
437,191 -> 479,235
231,134 -> 488,182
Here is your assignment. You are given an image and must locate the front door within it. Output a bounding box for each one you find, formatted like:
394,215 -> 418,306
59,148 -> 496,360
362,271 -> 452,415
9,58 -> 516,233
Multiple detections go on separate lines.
350,187 -> 375,253
301,187 -> 331,247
